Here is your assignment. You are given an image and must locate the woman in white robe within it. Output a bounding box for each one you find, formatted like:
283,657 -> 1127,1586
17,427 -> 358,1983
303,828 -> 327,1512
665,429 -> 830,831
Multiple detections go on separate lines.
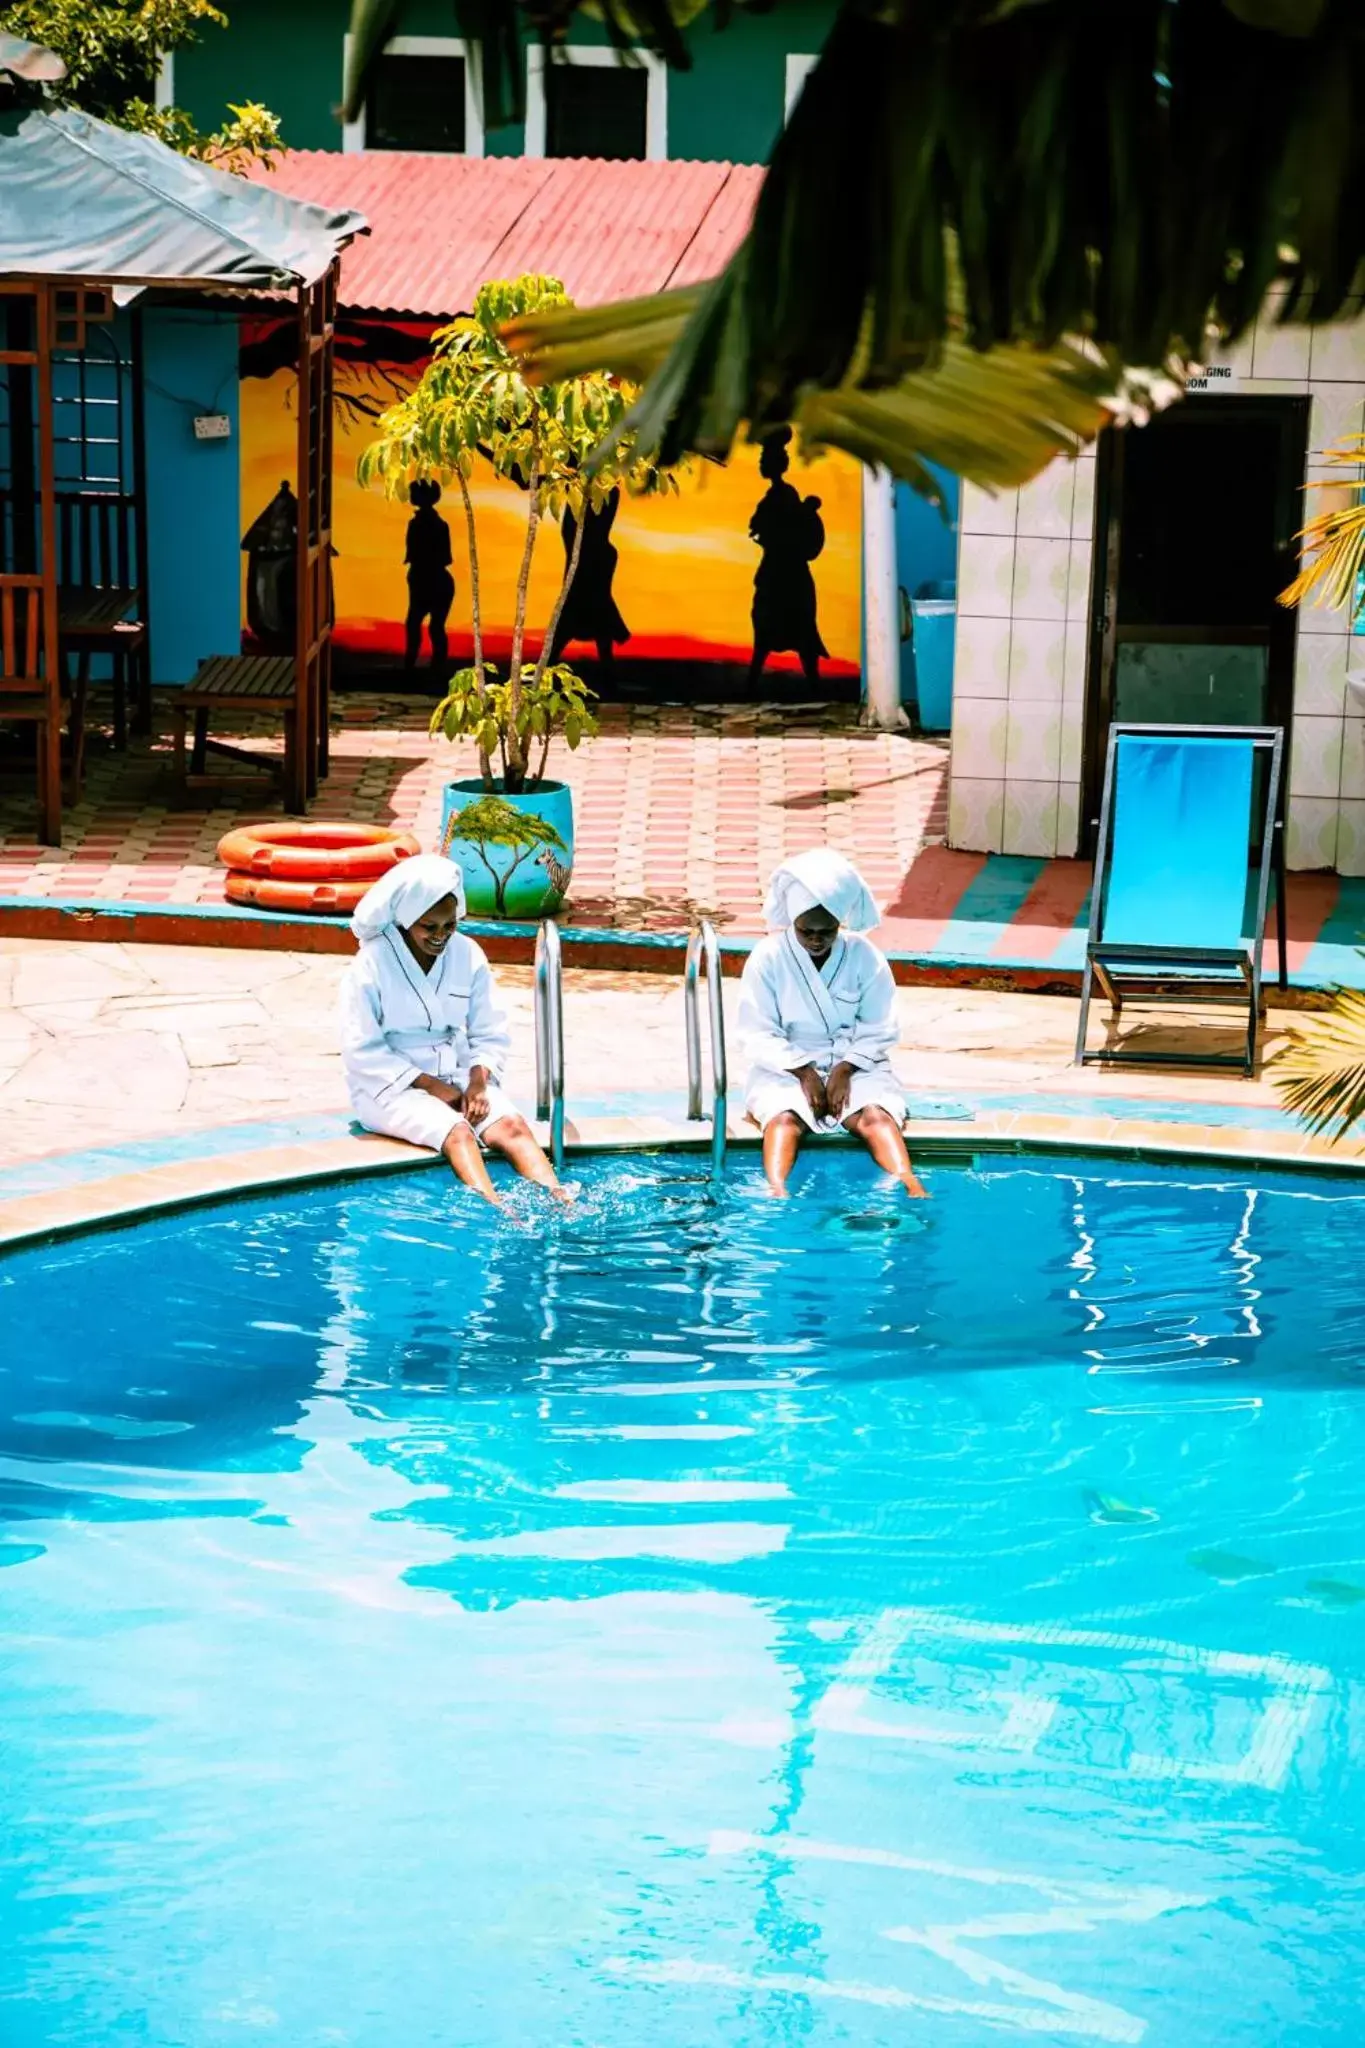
739,850 -> 925,1199
339,854 -> 567,1207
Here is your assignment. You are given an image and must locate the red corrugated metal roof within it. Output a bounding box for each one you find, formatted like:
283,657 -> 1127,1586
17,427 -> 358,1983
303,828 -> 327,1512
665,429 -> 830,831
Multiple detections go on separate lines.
242,151 -> 761,318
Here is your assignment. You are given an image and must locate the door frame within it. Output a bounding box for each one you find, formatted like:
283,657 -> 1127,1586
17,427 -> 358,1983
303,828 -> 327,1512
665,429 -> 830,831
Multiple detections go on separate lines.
1080,394 -> 1309,855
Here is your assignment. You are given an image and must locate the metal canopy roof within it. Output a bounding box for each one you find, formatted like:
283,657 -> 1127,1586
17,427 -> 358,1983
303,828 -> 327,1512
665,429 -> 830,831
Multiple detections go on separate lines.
0,97 -> 367,292
244,151 -> 763,319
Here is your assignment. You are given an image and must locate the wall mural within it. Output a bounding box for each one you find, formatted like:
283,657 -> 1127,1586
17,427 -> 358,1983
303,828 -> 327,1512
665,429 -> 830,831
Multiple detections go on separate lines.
239,316 -> 862,698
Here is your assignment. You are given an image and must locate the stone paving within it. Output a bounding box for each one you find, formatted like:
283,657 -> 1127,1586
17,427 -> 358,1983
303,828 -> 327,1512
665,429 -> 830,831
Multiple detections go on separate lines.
0,935 -> 1329,1170
0,696 -> 948,935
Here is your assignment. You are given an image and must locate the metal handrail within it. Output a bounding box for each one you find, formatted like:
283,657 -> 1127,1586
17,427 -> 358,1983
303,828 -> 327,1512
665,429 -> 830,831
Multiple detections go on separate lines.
534,919 -> 565,1175
684,919 -> 728,1179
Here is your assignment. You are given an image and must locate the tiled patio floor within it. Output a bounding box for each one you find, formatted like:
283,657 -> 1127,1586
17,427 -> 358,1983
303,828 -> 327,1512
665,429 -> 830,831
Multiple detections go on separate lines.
0,693 -> 948,935
4,693 -> 1363,989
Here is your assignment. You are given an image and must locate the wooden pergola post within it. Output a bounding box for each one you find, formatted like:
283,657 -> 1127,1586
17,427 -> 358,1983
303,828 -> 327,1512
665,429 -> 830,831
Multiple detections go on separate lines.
293,259 -> 338,809
0,281 -> 63,844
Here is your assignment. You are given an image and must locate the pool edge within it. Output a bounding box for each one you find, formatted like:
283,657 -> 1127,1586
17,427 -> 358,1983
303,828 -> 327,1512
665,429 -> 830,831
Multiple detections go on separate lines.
2,1111 -> 1363,1253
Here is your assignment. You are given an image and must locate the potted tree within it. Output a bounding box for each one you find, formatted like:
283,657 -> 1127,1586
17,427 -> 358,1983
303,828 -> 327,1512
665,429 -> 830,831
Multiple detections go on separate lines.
360,273 -> 678,919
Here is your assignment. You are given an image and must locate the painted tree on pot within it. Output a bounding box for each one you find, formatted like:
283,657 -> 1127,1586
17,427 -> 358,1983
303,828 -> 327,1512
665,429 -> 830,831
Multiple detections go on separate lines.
358,273 -> 679,794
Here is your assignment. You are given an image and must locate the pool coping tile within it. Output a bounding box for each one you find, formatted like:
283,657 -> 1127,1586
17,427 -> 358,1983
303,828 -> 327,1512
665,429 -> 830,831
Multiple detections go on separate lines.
2,1106 -> 1363,1254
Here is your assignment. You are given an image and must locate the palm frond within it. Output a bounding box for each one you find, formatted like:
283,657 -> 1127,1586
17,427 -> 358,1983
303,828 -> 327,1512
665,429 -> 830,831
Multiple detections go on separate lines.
1279,434 -> 1365,611
347,1 -> 1365,471
503,283 -> 1179,489
1273,978 -> 1365,1138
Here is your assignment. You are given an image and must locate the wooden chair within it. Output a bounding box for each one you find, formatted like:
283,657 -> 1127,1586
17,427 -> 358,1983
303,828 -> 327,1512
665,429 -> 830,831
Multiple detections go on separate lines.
171,654 -> 304,808
54,490 -> 148,750
0,576 -> 68,840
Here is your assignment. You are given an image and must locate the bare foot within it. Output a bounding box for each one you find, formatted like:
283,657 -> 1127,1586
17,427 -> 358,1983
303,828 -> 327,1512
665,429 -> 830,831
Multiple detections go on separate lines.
900,1174 -> 928,1200
550,1182 -> 580,1206
765,1183 -> 792,1200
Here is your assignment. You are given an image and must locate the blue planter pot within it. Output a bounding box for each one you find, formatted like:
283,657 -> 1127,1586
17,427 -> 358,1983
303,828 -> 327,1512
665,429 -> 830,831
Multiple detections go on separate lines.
439,778 -> 575,920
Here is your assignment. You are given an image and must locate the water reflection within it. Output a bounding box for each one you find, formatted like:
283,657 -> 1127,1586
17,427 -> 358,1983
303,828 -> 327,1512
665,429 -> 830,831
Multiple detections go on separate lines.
1,1153 -> 1364,2045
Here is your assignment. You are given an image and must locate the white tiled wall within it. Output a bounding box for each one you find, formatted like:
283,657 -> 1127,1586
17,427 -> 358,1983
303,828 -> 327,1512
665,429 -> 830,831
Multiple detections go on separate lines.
948,456 -> 1095,856
948,298 -> 1365,871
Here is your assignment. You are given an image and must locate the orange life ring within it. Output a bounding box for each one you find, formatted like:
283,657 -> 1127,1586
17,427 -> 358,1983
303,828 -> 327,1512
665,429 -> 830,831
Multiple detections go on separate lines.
216,822 -> 421,881
225,872 -> 372,915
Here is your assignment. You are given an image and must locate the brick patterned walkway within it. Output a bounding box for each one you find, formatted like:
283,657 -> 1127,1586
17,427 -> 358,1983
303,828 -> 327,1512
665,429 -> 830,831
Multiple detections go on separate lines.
0,696 -> 948,934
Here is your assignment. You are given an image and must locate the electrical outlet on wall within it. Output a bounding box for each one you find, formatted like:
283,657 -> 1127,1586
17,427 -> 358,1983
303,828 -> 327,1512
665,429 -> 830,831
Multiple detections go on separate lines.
193,413 -> 231,442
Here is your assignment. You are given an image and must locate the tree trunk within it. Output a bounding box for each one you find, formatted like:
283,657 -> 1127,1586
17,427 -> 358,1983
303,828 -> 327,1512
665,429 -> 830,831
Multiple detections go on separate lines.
505,468 -> 541,793
535,499 -> 587,692
455,466 -> 494,790
532,504 -> 588,784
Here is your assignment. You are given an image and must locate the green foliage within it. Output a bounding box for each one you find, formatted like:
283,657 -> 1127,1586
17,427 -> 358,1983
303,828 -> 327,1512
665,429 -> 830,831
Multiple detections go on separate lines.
0,0 -> 283,165
363,273 -> 677,791
346,0 -> 1365,482
1274,976 -> 1365,1140
359,274 -> 676,516
430,662 -> 599,786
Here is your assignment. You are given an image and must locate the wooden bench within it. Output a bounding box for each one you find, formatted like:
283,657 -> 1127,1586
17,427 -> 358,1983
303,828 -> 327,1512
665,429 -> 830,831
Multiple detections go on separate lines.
172,654 -> 302,806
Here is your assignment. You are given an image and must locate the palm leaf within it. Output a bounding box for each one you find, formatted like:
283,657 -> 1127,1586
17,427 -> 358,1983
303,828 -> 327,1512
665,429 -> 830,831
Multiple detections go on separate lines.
1273,977 -> 1365,1138
1279,432 -> 1365,611
345,1 -> 1365,461
503,282 -> 1175,490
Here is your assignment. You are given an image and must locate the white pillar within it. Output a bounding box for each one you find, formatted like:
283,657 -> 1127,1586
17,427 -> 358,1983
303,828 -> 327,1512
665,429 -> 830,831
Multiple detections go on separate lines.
860,463 -> 908,731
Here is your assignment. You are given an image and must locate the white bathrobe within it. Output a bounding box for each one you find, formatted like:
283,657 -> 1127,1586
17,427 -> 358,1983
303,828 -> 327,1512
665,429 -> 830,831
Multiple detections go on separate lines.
739,928 -> 907,1132
339,927 -> 518,1151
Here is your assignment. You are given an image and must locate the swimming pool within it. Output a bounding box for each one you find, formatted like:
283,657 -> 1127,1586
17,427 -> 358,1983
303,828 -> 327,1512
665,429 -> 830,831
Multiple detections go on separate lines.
2,1149 -> 1363,2047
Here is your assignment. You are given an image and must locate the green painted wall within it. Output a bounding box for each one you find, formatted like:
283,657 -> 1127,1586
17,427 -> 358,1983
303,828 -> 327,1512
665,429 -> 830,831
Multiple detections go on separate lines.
173,0 -> 836,162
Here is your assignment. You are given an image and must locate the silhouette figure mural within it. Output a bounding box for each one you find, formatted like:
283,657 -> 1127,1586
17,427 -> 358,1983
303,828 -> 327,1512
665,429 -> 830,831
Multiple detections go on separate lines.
403,479 -> 455,681
550,487 -> 631,671
240,320 -> 863,697
747,426 -> 828,689
242,480 -> 298,651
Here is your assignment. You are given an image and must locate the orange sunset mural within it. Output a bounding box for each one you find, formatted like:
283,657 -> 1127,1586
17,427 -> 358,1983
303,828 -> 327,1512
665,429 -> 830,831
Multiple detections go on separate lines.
238,319 -> 862,695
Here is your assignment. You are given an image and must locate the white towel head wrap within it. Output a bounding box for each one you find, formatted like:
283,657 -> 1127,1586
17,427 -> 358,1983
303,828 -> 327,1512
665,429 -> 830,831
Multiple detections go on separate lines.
763,849 -> 880,933
350,854 -> 466,944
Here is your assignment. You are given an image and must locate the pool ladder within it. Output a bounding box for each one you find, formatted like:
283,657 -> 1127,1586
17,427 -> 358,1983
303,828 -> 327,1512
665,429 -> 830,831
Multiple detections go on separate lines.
685,919 -> 729,1179
534,920 -> 566,1175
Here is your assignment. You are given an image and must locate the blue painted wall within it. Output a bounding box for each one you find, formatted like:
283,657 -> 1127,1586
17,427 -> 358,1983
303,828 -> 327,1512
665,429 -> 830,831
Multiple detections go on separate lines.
141,309 -> 241,686
895,467 -> 959,713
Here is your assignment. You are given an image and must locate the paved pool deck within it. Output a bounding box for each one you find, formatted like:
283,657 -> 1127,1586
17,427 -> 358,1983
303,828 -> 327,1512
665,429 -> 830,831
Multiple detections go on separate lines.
2,936 -> 1361,1253
4,693 -> 1363,990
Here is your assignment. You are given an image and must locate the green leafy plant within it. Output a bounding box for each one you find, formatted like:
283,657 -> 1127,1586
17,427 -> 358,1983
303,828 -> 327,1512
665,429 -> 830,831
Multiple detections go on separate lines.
433,660 -> 598,790
1273,972 -> 1365,1141
0,0 -> 283,165
445,793 -> 567,918
360,273 -> 680,793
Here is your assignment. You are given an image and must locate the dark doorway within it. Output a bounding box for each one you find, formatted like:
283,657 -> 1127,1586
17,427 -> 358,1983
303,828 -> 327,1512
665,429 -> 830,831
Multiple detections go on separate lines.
1083,395 -> 1308,850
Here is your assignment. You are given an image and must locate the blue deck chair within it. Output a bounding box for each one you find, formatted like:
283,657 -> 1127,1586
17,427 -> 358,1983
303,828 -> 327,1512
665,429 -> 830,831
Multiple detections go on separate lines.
1075,723 -> 1286,1075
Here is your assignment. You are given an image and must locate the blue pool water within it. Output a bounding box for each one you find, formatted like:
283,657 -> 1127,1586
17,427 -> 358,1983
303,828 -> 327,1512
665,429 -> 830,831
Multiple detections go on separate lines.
2,1150 -> 1365,2047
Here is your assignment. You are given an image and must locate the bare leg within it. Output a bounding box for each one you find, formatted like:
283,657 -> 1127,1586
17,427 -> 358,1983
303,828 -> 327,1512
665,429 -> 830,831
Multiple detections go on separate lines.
843,1105 -> 927,1197
482,1113 -> 575,1204
762,1110 -> 806,1198
441,1120 -> 503,1207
